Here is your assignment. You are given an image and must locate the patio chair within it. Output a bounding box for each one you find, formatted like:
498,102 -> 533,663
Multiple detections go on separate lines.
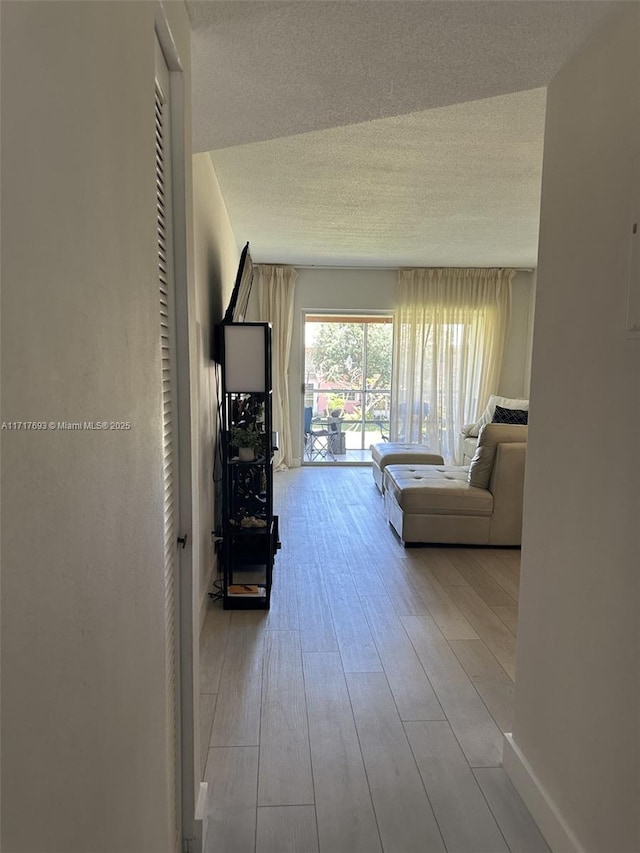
303,406 -> 335,461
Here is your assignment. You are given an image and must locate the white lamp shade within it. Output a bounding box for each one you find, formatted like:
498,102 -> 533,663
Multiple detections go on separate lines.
224,324 -> 267,392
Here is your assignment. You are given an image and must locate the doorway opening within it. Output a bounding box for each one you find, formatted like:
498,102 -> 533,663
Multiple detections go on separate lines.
303,314 -> 393,464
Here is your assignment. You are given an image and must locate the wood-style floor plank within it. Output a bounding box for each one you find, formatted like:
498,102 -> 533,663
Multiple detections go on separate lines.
400,558 -> 481,640
384,558 -> 480,639
376,557 -> 435,617
302,652 -> 383,853
469,549 -> 521,601
327,573 -> 383,673
345,504 -> 379,548
346,557 -> 386,591
199,692 -> 217,781
256,806 -> 319,853
418,548 -> 469,587
200,605 -> 231,694
404,720 -> 509,853
346,672 -> 446,853
442,549 -> 516,608
349,506 -> 408,562
474,767 -> 551,852
398,611 -> 504,767
204,746 -> 258,853
258,630 -> 314,806
360,594 -> 445,721
488,548 -> 522,575
264,562 -> 300,631
295,565 -> 339,653
446,585 -> 517,680
448,639 -> 514,732
209,611 -> 265,747
492,604 -> 519,636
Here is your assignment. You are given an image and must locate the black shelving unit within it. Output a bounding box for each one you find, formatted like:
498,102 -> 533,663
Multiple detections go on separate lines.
217,322 -> 279,609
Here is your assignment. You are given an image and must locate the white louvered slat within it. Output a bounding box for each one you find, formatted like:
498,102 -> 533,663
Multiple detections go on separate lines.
155,52 -> 180,851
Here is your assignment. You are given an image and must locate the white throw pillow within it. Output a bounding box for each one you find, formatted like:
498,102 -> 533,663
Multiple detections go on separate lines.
467,395 -> 529,437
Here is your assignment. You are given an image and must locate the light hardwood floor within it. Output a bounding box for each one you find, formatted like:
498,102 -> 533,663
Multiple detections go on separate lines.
200,466 -> 549,853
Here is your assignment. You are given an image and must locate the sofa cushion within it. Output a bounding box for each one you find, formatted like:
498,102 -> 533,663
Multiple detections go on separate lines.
492,405 -> 528,426
384,465 -> 493,516
468,423 -> 528,489
467,395 -> 529,437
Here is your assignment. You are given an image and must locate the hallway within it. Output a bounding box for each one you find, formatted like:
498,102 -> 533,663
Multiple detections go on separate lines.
200,466 -> 549,853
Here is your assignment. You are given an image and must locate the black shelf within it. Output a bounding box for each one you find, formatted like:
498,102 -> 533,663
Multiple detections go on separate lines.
216,323 -> 277,610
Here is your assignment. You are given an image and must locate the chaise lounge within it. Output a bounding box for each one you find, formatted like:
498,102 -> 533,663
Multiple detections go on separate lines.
370,442 -> 445,493
384,423 -> 527,546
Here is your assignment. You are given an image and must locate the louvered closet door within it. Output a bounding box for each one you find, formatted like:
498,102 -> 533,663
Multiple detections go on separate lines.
155,38 -> 181,853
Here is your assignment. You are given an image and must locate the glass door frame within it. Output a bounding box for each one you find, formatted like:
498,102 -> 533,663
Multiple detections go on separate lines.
301,310 -> 394,463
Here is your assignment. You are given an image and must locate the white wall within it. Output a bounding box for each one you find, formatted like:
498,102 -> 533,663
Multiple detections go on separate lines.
508,6 -> 640,852
0,2 -> 192,850
192,154 -> 240,624
287,267 -> 535,462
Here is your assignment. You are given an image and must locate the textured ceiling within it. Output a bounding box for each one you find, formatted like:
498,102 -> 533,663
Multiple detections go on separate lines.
209,88 -> 547,267
187,1 -> 618,267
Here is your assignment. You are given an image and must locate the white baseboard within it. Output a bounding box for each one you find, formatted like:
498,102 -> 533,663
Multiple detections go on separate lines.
195,781 -> 208,853
503,733 -> 585,853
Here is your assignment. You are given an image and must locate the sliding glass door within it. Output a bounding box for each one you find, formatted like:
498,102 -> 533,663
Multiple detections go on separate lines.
303,314 -> 392,463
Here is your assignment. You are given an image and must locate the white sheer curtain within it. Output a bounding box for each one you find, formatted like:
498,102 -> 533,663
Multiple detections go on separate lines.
391,268 -> 513,462
256,265 -> 297,469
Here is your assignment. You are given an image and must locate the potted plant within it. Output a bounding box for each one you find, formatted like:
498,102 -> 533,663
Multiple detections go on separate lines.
230,423 -> 263,461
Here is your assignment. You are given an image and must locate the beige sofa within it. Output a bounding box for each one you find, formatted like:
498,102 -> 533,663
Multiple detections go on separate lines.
384,423 -> 527,546
461,395 -> 529,464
